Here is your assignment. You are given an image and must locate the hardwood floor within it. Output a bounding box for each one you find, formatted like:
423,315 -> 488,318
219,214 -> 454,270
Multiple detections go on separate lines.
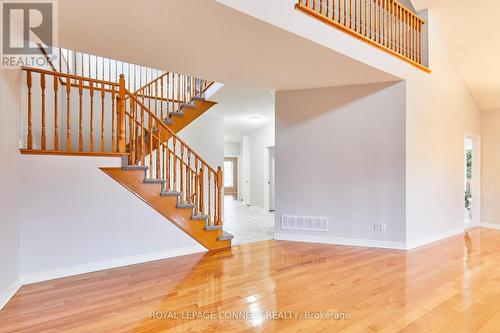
1,228 -> 500,332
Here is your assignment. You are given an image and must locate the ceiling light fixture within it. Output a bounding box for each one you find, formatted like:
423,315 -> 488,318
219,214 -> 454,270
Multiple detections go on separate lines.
248,116 -> 262,122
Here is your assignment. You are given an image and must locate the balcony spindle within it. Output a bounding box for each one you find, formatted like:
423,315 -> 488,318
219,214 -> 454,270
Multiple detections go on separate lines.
100,84 -> 105,152
406,10 -> 410,58
369,0 -> 373,39
354,0 -> 358,32
349,0 -> 352,29
166,73 -> 170,119
186,151 -> 191,203
89,80 -> 95,152
173,137 -> 177,191
40,73 -> 46,150
130,100 -> 136,164
383,0 -> 387,47
160,76 -> 164,120
180,146 -> 185,203
166,143 -> 171,191
26,70 -> 33,149
419,21 -> 422,64
343,0 -> 347,25
156,131 -> 161,179
78,79 -> 83,151
148,105 -> 153,177
66,76 -> 71,150
216,167 -> 223,225
111,86 -> 116,152
53,74 -> 59,150
140,103 -> 145,165
194,159 -> 199,211
208,171 -> 212,225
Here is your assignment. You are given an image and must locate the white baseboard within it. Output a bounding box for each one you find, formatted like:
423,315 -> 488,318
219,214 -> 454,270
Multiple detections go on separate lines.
274,232 -> 407,250
405,227 -> 465,250
21,246 -> 205,285
275,226 -> 467,251
481,222 -> 500,231
0,278 -> 22,310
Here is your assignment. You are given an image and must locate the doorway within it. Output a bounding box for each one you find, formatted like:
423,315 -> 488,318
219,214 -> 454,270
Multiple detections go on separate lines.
224,157 -> 238,199
464,135 -> 481,227
266,146 -> 275,212
243,151 -> 251,206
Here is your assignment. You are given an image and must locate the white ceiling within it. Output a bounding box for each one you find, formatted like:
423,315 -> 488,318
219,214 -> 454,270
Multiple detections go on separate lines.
210,86 -> 275,143
58,0 -> 397,92
58,0 -> 401,143
413,0 -> 500,110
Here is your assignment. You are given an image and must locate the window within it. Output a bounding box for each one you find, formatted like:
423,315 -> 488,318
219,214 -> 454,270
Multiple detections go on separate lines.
224,160 -> 234,187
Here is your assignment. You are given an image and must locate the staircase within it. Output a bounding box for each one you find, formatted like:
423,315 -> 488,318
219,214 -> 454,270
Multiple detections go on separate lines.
20,48 -> 233,250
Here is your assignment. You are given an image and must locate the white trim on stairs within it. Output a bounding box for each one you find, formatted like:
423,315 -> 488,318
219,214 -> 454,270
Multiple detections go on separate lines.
21,246 -> 206,285
0,278 -> 22,310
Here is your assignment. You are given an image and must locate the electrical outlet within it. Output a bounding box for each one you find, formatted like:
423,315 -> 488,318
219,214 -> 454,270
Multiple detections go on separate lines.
374,223 -> 380,231
380,223 -> 387,231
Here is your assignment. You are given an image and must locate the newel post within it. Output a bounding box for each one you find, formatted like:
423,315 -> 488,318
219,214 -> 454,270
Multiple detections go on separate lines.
216,166 -> 223,225
116,74 -> 126,153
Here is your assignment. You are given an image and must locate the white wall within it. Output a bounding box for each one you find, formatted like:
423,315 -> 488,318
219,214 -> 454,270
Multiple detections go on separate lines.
177,113 -> 224,170
481,108 -> 500,227
404,12 -> 481,243
276,82 -> 406,243
20,155 -> 204,281
221,1 -> 481,245
242,123 -> 275,208
0,70 -> 22,309
224,142 -> 241,157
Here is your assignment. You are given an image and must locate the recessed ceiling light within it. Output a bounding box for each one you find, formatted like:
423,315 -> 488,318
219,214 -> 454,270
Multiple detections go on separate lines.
248,116 -> 262,122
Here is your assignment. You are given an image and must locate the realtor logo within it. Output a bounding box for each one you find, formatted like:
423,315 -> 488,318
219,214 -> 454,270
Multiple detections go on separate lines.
1,0 -> 57,68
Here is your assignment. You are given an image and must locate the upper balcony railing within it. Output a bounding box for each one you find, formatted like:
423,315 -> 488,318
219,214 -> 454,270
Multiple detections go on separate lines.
295,0 -> 429,72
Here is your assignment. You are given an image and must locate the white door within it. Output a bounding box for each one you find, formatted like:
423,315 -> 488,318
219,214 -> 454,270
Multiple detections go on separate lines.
243,152 -> 251,206
268,148 -> 275,211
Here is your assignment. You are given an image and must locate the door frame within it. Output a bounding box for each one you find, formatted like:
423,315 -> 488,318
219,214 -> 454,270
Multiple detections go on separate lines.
265,146 -> 275,212
223,157 -> 238,196
464,133 -> 481,227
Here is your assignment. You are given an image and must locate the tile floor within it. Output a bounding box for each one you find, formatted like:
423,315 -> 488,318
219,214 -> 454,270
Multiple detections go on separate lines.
222,195 -> 275,245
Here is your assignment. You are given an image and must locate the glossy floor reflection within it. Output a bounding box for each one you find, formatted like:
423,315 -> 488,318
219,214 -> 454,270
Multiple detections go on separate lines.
1,228 -> 500,332
223,195 -> 275,245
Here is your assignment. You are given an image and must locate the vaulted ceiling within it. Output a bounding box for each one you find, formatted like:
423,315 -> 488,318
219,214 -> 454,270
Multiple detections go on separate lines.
413,0 -> 500,111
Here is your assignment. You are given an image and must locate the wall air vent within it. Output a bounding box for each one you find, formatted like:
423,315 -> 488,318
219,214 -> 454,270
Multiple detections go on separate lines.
281,215 -> 329,232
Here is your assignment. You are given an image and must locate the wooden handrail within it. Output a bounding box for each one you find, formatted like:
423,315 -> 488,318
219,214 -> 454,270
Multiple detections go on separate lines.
21,66 -> 223,226
22,67 -> 120,154
295,0 -> 430,72
22,66 -> 120,87
132,71 -> 170,96
124,90 -> 222,225
125,90 -> 217,174
132,71 -> 215,122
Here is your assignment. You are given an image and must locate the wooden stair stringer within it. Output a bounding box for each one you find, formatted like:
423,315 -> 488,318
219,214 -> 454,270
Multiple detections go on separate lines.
100,167 -> 231,251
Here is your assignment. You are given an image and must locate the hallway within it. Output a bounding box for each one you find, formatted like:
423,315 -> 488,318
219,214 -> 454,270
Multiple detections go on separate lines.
222,195 -> 274,245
